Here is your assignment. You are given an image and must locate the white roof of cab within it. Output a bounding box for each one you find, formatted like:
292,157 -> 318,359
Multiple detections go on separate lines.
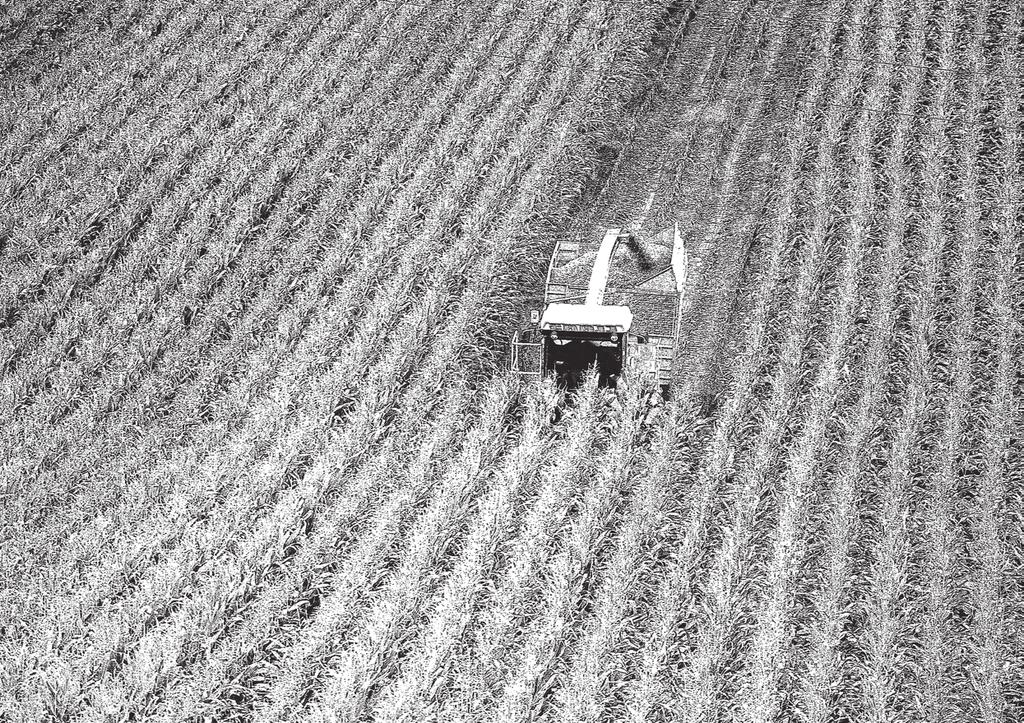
540,303 -> 633,333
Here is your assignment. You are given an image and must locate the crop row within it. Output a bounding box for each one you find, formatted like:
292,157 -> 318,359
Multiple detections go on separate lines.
1,0 -> 530,556
734,0 -> 903,717
794,0 -> 930,718
551,405 -> 681,723
1,0 -> 661,716
918,1 -> 993,719
488,382 -> 645,722
7,0 -> 570,670
0,0 -> 417,391
1,0 -> 264,290
0,0 -> 488,617
967,3 -> 1023,720
857,0 -> 960,719
0,0 -> 504,570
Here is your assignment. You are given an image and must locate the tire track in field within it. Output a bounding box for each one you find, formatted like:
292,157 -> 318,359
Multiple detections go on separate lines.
658,0 -> 829,406
559,0 -> 806,408
567,0 -> 754,234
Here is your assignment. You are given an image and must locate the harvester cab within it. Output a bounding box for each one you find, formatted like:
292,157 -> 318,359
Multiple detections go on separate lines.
511,224 -> 687,397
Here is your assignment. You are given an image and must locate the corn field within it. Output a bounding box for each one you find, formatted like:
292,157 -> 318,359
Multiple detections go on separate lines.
1,0 -> 1021,721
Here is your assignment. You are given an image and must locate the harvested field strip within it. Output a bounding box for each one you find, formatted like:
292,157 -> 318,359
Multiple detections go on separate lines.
663,0 -> 807,402
620,3 -> 844,719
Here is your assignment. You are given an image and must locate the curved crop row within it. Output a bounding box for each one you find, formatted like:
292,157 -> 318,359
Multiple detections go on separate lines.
734,0 -> 903,717
857,1 -> 960,720
794,0 -> 930,719
967,3 -> 1022,719
0,0 -> 511,590
620,1 -> 846,716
